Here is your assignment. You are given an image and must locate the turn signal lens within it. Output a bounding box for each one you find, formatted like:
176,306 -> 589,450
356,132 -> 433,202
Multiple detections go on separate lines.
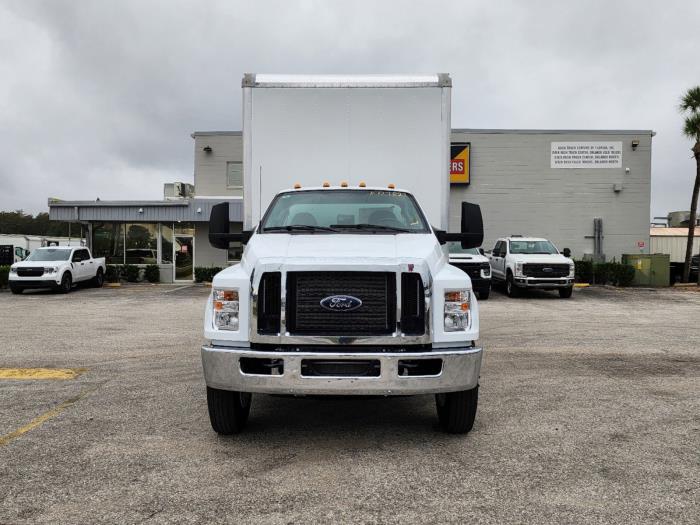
213,288 -> 239,331
444,290 -> 470,332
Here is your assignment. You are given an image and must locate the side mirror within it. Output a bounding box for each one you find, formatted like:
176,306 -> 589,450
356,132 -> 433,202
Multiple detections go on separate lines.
433,202 -> 484,249
479,248 -> 485,256
562,248 -> 571,258
208,202 -> 253,249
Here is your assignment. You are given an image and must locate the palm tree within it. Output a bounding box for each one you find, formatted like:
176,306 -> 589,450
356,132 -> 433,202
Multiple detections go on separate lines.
680,86 -> 700,283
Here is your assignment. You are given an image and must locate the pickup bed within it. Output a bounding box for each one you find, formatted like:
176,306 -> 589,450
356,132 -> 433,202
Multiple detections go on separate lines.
8,246 -> 105,294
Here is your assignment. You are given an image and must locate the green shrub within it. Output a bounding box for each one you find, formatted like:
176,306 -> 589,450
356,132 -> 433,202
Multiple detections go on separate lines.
144,265 -> 160,283
593,262 -> 614,285
105,265 -> 121,283
0,265 -> 9,288
573,260 -> 593,284
611,263 -> 635,287
124,264 -> 140,283
194,266 -> 223,283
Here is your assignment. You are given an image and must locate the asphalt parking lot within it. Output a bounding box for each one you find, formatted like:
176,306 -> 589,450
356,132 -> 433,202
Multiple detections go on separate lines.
0,284 -> 698,524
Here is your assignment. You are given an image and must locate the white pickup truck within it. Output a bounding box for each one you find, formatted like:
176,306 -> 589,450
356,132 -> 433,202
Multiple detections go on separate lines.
8,246 -> 105,294
201,74 -> 486,435
487,236 -> 575,298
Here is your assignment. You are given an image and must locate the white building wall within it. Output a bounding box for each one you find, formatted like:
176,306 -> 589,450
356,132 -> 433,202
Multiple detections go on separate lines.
449,130 -> 653,260
192,132 -> 243,198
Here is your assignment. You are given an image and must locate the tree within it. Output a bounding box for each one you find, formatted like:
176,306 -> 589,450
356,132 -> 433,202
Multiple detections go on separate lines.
679,86 -> 700,283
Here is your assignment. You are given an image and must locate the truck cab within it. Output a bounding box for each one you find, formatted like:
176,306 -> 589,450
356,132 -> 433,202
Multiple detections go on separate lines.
487,236 -> 575,298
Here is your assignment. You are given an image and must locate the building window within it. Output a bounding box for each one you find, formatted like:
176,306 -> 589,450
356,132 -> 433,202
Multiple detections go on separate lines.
124,224 -> 158,264
226,161 -> 243,188
161,224 -> 173,264
174,222 -> 195,235
92,223 -> 124,264
228,242 -> 243,263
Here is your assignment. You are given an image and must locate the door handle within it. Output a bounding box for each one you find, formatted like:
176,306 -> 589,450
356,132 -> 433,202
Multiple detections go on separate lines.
89,261 -> 93,264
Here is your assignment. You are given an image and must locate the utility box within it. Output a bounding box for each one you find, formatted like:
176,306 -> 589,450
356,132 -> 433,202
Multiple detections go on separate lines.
622,253 -> 670,287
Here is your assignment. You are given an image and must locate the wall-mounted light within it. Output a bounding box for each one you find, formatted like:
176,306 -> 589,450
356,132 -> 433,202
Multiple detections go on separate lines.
203,146 -> 212,153
138,207 -> 144,213
196,207 -> 202,214
631,140 -> 639,150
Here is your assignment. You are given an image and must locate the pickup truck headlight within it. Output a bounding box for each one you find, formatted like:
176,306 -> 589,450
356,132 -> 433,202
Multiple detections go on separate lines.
9,267 -> 17,274
514,262 -> 524,277
569,263 -> 575,278
444,290 -> 470,332
480,265 -> 491,278
213,289 -> 239,331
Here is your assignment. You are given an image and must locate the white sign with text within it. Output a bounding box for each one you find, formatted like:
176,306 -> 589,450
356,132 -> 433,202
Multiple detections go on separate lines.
551,141 -> 623,169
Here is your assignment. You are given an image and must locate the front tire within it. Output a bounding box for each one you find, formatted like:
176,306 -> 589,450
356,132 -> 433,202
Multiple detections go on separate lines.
505,273 -> 519,297
559,286 -> 573,298
207,387 -> 252,435
59,272 -> 72,294
436,386 -> 479,434
477,289 -> 490,300
10,284 -> 23,295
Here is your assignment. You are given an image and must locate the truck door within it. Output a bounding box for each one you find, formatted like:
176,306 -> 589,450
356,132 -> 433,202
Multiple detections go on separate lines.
491,241 -> 506,279
71,249 -> 90,281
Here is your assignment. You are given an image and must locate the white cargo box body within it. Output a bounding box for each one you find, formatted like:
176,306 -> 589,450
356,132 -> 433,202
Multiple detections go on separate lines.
242,74 -> 452,231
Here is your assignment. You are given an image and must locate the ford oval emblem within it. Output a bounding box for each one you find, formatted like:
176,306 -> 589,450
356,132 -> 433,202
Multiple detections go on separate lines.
320,295 -> 363,312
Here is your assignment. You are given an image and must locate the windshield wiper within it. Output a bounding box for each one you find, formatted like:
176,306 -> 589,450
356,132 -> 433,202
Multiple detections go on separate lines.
263,224 -> 339,233
331,223 -> 411,233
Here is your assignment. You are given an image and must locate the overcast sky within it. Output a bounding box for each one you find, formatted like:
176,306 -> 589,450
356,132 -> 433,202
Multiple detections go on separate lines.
1,0 -> 699,219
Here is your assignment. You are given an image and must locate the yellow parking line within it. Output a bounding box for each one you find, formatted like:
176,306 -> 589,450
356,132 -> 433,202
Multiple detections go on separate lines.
0,389 -> 89,447
0,368 -> 87,380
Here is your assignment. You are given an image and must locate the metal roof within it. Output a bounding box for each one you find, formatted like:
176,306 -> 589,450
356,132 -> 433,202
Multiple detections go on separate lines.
48,198 -> 242,223
650,227 -> 700,236
191,131 -> 242,138
243,73 -> 451,88
452,129 -> 655,136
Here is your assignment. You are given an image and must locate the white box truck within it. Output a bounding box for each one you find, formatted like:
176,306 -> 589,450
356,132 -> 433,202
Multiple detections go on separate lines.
202,74 -> 485,434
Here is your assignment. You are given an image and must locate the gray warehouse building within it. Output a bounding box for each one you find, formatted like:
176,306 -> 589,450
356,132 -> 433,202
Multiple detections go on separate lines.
49,128 -> 653,282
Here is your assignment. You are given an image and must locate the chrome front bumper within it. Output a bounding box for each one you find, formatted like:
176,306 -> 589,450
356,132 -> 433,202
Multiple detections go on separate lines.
201,345 -> 482,396
515,277 -> 574,288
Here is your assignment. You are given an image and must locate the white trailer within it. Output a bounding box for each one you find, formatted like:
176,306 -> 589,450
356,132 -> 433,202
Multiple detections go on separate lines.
241,74 -> 453,230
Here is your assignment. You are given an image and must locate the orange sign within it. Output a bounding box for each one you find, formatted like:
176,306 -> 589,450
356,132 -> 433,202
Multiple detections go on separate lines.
450,143 -> 470,184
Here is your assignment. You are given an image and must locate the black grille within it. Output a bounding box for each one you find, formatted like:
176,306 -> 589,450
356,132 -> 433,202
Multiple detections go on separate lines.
522,263 -> 570,278
286,272 -> 395,336
17,267 -> 45,277
257,272 -> 281,334
401,273 -> 425,335
453,262 -> 488,280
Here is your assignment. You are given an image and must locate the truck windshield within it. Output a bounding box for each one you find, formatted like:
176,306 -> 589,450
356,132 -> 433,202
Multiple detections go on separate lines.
261,190 -> 430,233
509,240 -> 558,254
448,242 -> 480,255
26,249 -> 72,261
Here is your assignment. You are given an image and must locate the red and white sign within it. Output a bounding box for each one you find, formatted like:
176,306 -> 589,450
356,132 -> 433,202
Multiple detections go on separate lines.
637,241 -> 645,248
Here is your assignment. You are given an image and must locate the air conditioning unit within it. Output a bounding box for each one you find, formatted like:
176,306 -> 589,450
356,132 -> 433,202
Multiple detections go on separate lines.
164,182 -> 195,200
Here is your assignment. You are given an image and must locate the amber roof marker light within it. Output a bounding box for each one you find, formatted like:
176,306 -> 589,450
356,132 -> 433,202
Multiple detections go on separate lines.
388,183 -> 396,189
358,181 -> 366,187
340,181 -> 348,187
322,181 -> 330,188
293,183 -> 301,189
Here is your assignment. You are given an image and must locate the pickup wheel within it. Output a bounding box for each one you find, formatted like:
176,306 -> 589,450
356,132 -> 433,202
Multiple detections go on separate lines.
436,386 -> 478,434
10,284 -> 23,295
505,273 -> 519,297
59,272 -> 72,294
559,286 -> 573,298
92,268 -> 104,288
207,387 -> 252,435
477,289 -> 490,300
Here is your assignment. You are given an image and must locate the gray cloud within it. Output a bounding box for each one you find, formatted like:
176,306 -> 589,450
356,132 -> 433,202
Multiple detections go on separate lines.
1,0 -> 698,218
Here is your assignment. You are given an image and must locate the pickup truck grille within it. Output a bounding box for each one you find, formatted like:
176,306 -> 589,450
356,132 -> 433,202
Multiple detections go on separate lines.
286,272 -> 396,336
522,263 -> 570,278
452,262 -> 489,280
17,267 -> 45,277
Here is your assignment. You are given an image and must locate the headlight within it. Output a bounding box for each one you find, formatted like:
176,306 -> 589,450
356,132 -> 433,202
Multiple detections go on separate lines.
213,288 -> 239,331
514,262 -> 524,276
569,263 -> 575,277
480,265 -> 491,278
9,267 -> 17,274
444,290 -> 470,332
45,267 -> 56,274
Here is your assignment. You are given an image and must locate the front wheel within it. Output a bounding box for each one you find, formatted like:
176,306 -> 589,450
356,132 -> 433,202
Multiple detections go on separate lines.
436,386 -> 479,434
59,273 -> 72,294
559,286 -> 573,298
477,289 -> 490,300
207,387 -> 252,435
505,274 -> 519,297
10,284 -> 23,295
